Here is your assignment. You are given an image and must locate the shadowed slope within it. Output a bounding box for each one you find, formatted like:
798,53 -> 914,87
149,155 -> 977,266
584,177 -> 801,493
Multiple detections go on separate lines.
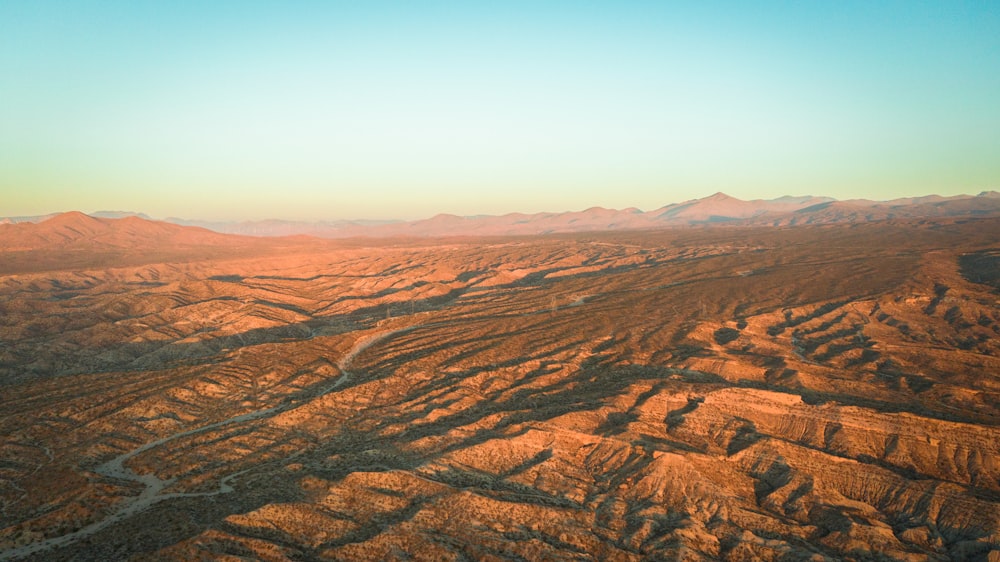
1,217 -> 998,561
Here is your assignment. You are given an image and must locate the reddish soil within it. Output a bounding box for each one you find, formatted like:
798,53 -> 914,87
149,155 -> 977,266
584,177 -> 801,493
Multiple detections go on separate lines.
1,215 -> 998,561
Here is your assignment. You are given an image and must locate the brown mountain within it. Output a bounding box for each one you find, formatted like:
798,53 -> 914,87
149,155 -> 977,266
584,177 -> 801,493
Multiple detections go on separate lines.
0,212 -> 242,252
0,212 -> 301,275
647,192 -> 833,223
148,192 -> 1000,237
757,191 -> 1000,226
7,192 -> 997,239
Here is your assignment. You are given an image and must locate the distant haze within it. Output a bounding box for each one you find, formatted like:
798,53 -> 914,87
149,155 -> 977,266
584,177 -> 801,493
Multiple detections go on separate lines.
2,1 -> 999,220
6,191 -> 999,240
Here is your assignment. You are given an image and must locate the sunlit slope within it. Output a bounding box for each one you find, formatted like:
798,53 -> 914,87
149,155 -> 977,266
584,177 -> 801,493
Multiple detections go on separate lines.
1,218 -> 998,561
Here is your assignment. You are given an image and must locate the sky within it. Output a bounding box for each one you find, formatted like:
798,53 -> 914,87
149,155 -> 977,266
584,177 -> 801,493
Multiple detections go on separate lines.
2,1 -> 999,221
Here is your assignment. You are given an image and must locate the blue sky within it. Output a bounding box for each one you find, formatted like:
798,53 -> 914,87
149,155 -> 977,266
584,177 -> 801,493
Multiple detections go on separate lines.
2,1 -> 998,220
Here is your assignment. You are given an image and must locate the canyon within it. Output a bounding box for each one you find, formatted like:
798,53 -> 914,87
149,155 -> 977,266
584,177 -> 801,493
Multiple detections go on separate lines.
1,212 -> 998,560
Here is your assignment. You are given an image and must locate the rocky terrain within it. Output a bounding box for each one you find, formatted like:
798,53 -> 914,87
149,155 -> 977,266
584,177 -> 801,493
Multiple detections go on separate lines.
1,213 -> 998,560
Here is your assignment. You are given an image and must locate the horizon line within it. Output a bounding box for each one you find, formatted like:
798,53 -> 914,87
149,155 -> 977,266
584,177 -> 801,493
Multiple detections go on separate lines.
4,189 -> 1000,225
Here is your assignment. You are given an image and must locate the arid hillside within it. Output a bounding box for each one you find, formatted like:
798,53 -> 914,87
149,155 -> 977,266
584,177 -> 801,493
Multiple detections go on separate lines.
1,216 -> 998,561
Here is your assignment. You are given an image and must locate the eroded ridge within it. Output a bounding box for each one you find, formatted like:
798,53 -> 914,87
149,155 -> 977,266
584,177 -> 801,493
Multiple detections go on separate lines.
1,218 -> 998,561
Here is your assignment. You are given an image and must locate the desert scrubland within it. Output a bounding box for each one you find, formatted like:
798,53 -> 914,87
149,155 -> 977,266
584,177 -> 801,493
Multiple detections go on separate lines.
1,213 -> 999,561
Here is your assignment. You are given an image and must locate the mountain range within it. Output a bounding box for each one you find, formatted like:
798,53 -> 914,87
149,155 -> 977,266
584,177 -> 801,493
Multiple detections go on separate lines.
4,191 -> 999,239
2,190 -> 999,560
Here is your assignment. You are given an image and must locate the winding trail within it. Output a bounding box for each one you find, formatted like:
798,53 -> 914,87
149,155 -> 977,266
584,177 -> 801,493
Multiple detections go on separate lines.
0,326 -> 408,561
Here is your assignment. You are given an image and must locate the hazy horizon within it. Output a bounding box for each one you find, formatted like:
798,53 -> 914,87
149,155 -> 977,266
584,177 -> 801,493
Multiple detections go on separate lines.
3,1 -> 999,221
7,189 -> 1000,226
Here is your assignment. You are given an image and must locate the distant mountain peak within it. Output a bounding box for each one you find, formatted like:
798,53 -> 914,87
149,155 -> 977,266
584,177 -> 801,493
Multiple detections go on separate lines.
90,210 -> 152,220
705,191 -> 739,201
45,210 -> 98,222
426,213 -> 465,221
42,211 -> 108,230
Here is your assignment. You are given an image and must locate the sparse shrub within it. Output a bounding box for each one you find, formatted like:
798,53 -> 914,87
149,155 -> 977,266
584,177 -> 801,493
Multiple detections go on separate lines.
847,348 -> 880,367
956,337 -> 977,350
959,251 -> 1000,289
944,306 -> 962,324
713,327 -> 740,345
671,344 -> 705,360
876,359 -> 901,373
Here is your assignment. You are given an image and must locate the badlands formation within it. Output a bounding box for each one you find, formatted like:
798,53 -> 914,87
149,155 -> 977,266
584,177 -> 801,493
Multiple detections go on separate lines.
0,212 -> 998,561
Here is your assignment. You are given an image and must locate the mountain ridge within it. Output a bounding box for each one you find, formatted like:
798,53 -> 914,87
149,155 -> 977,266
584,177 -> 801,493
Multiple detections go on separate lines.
4,191 -> 999,239
0,212 -> 249,253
